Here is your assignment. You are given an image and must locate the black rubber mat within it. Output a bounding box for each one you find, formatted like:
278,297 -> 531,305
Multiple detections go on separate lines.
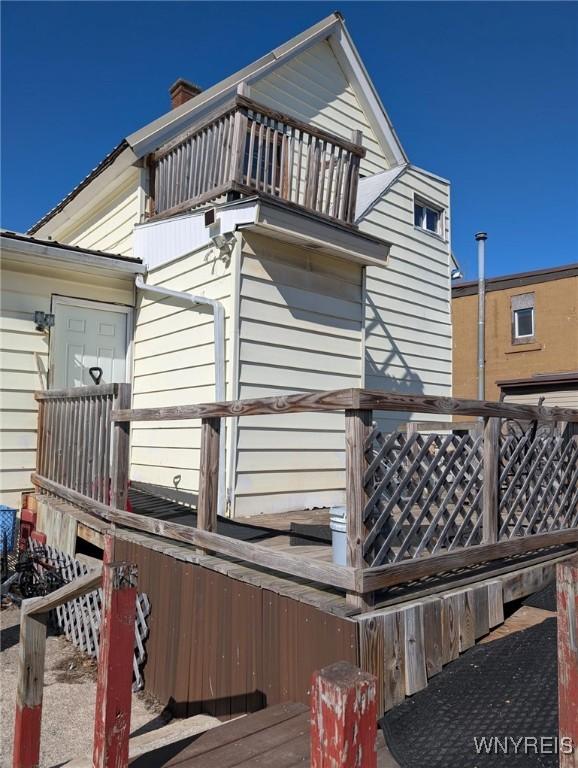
523,582 -> 557,612
380,618 -> 558,767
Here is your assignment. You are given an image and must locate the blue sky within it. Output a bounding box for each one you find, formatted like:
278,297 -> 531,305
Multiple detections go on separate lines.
1,1 -> 576,279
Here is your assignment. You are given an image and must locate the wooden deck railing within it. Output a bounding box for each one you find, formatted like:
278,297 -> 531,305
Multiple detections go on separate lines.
35,383 -> 131,509
150,85 -> 365,224
32,387 -> 578,611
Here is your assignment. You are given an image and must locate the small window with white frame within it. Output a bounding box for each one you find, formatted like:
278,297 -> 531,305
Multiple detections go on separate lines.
414,198 -> 443,237
511,292 -> 535,343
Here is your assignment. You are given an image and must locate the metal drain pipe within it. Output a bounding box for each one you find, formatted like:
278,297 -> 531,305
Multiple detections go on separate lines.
134,275 -> 226,517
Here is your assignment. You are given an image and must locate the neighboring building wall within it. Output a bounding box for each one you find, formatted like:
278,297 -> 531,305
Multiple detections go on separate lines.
42,169 -> 142,258
0,253 -> 134,509
232,232 -> 363,517
252,40 -> 387,176
452,275 -> 578,402
130,244 -> 232,494
359,166 -> 452,431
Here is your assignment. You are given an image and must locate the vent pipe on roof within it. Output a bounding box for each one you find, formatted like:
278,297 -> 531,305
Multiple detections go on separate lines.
475,232 -> 488,402
169,78 -> 203,109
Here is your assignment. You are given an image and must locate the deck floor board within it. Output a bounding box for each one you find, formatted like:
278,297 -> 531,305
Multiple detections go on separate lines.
128,703 -> 397,767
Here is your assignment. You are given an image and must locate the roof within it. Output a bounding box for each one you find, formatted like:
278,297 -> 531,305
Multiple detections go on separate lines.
497,371 -> 578,390
28,140 -> 129,235
1,230 -> 145,274
452,261 -> 578,298
1,229 -> 141,263
355,165 -> 407,222
28,13 -> 408,236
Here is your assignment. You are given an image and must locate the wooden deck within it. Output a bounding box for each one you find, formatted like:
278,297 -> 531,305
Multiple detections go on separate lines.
128,703 -> 397,767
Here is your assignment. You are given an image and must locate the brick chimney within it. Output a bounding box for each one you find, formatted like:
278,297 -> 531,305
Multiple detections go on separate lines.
169,78 -> 202,109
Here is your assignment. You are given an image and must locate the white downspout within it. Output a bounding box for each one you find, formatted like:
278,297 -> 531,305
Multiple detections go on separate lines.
134,275 -> 226,517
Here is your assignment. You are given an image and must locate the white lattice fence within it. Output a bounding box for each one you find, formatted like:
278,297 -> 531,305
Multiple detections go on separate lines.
29,542 -> 150,690
362,428 -> 578,568
362,429 -> 484,566
499,434 -> 578,538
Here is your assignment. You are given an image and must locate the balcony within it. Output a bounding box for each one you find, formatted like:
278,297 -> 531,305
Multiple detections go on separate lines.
148,86 -> 365,226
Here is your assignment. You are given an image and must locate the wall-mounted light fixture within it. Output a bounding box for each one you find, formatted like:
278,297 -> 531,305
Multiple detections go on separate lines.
34,311 -> 55,332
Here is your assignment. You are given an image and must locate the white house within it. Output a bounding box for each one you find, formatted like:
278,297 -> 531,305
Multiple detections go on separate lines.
14,13 -> 452,517
0,231 -> 144,509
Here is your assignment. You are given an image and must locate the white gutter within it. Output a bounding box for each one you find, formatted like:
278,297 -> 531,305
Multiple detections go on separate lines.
1,234 -> 146,276
134,275 -> 226,517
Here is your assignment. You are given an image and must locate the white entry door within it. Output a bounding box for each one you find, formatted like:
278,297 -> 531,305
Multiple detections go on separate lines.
51,298 -> 130,388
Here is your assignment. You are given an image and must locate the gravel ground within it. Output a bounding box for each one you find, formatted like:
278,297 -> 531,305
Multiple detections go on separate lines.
1,603 -> 169,768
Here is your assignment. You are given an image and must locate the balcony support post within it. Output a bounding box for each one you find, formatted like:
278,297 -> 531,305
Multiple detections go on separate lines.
230,83 -> 249,184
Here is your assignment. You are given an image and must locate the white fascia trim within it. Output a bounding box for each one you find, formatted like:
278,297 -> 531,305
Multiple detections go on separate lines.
128,15 -> 341,158
355,164 -> 408,223
329,25 -> 407,166
0,236 -> 145,276
33,150 -> 138,239
408,164 -> 451,186
250,200 -> 391,267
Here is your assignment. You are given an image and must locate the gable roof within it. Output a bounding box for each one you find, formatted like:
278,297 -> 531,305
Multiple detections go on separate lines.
29,13 -> 407,235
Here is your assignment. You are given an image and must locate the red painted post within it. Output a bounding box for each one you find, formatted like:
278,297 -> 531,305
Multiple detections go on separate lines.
102,531 -> 115,564
92,562 -> 137,768
12,613 -> 47,768
311,661 -> 377,768
557,556 -> 578,768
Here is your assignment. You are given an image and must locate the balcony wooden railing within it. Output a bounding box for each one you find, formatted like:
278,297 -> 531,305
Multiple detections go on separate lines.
149,86 -> 365,225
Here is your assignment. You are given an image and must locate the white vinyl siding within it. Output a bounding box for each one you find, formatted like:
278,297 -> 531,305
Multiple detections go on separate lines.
130,245 -> 232,495
51,169 -> 141,258
503,390 -> 578,409
0,254 -> 134,509
233,232 -> 363,517
359,166 -> 452,432
252,40 -> 387,177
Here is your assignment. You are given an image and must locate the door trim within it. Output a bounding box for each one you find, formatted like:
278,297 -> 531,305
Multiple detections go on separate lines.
49,295 -> 134,388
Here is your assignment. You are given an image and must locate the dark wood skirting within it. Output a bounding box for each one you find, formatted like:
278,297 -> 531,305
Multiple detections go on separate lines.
113,536 -> 358,719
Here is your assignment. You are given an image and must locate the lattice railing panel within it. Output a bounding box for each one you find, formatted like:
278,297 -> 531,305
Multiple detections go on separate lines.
499,434 -> 578,539
29,543 -> 150,690
362,429 -> 484,566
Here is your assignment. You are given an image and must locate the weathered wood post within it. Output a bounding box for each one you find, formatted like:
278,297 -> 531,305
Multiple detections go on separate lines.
93,561 -> 137,768
12,613 -> 47,768
230,82 -> 249,184
346,129 -> 363,223
345,409 -> 373,610
557,556 -> 578,768
311,661 -> 377,768
482,416 -> 500,544
110,384 -> 131,510
197,417 -> 221,536
12,568 -> 103,768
